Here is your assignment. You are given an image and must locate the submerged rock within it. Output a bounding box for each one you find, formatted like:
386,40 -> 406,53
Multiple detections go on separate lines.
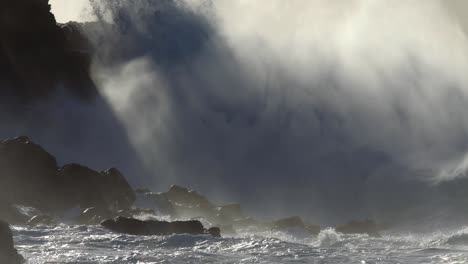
336,220 -> 380,237
0,221 -> 25,264
101,216 -> 216,236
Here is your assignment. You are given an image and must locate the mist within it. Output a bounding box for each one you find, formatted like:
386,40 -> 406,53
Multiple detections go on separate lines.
52,0 -> 468,224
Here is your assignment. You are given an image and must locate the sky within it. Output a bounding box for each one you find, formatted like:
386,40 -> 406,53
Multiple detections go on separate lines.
49,0 -> 93,22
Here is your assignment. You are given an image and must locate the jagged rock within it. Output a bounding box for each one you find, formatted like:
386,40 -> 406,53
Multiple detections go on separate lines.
336,220 -> 380,237
163,185 -> 216,220
207,227 -> 221,238
27,215 -> 56,226
101,216 -> 214,236
59,164 -> 135,211
0,0 -> 96,101
218,204 -> 243,221
134,192 -> 175,216
165,185 -> 213,208
272,216 -> 305,230
0,221 -> 25,264
0,136 -> 63,210
0,137 -> 135,213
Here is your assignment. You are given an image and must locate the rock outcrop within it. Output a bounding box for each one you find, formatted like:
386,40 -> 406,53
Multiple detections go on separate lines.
0,221 -> 24,264
101,216 -> 218,237
59,164 -> 135,211
0,0 -> 96,101
336,220 -> 380,237
0,136 -> 135,213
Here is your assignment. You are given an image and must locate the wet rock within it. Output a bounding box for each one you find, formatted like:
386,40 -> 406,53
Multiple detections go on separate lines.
0,137 -> 135,213
336,220 -> 380,237
101,216 -> 211,236
0,136 -> 63,210
0,220 -> 25,264
207,227 -> 221,238
165,185 -> 214,208
59,164 -> 135,211
27,215 -> 56,226
134,192 -> 175,216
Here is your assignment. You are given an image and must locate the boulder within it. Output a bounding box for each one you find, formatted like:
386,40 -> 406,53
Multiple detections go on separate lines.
207,227 -> 221,238
59,164 -> 135,211
335,220 -> 380,237
165,185 -> 213,208
134,192 -> 175,216
0,221 -> 24,264
0,136 -> 63,210
0,137 -> 135,213
101,216 -> 214,236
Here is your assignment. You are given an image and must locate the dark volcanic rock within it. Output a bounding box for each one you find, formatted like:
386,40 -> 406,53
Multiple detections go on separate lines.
0,0 -> 96,101
0,221 -> 24,264
101,216 -> 212,236
336,220 -> 380,237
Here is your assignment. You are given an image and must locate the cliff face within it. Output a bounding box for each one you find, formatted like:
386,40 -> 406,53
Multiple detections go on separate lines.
0,0 -> 96,102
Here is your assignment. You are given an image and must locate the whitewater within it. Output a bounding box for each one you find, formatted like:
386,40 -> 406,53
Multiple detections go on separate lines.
13,223 -> 468,263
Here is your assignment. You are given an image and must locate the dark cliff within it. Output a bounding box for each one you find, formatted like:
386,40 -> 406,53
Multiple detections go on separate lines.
0,0 -> 96,102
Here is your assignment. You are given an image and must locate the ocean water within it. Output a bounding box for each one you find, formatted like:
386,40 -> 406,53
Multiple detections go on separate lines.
14,224 -> 468,264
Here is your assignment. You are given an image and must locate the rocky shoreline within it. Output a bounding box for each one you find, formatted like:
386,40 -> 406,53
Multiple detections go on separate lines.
0,136 -> 380,262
